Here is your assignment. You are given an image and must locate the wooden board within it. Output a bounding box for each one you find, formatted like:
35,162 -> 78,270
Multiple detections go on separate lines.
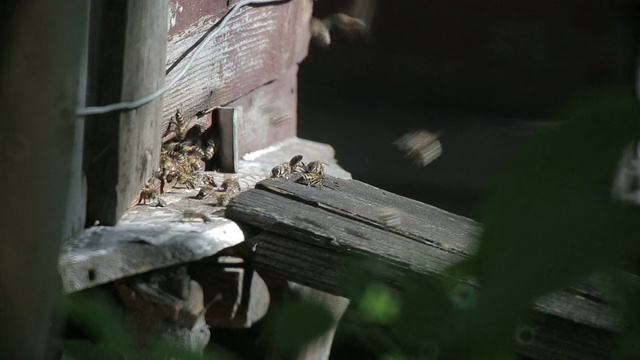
0,1 -> 88,358
225,176 -> 620,359
162,0 -> 312,135
228,65 -> 299,157
84,0 -> 168,226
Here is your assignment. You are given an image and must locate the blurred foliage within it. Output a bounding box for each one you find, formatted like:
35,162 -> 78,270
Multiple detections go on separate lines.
59,87 -> 640,359
58,289 -> 238,360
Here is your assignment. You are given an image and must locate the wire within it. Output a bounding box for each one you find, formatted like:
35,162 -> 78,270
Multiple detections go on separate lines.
76,0 -> 289,117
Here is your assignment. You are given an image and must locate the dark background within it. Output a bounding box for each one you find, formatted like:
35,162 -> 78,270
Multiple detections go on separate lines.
297,0 -> 640,219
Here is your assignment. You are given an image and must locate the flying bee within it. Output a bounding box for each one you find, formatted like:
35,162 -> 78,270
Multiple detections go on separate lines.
289,154 -> 306,173
394,130 -> 442,167
137,183 -> 158,204
306,161 -> 327,175
182,209 -> 211,223
296,172 -> 324,188
310,17 -> 331,47
173,108 -> 187,141
202,138 -> 216,160
378,206 -> 402,228
221,177 -> 240,194
195,184 -> 216,199
271,163 -> 291,178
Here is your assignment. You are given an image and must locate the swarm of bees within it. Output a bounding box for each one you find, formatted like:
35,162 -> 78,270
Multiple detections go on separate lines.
137,108 -> 221,207
394,130 -> 443,167
271,155 -> 328,189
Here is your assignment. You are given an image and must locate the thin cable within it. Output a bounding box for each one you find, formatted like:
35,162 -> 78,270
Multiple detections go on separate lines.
77,0 -> 288,116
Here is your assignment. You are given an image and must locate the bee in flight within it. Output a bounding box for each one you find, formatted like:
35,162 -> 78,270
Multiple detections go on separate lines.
378,206 -> 402,228
394,130 -> 442,167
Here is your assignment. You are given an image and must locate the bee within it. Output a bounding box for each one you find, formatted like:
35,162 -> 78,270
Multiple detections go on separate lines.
306,161 -> 327,175
185,154 -> 204,172
202,138 -> 216,160
138,183 -> 158,204
216,193 -> 232,207
271,163 -> 291,178
378,206 -> 402,227
310,17 -> 331,47
182,210 -> 211,223
296,172 -> 324,188
195,184 -> 216,199
165,148 -> 186,163
203,173 -> 217,187
181,145 -> 205,157
289,154 -> 306,173
330,13 -> 368,37
174,166 -> 196,189
220,177 -> 240,194
394,130 -> 442,167
173,108 -> 187,141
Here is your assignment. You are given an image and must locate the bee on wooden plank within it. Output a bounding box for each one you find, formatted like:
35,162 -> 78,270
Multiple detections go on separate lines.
306,161 -> 327,175
195,184 -> 216,199
378,206 -> 402,228
271,163 -> 291,179
216,193 -> 232,207
296,172 -> 324,188
289,154 -> 306,173
394,130 -> 442,167
138,183 -> 158,205
220,177 -> 240,195
182,210 -> 211,223
203,173 -> 217,187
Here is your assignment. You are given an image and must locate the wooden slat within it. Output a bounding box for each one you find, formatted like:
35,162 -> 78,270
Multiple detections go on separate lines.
162,0 -> 312,135
0,1 -> 88,358
84,0 -> 168,225
225,177 -> 620,359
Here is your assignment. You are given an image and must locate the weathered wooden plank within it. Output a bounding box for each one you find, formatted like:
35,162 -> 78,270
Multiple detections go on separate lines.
162,0 -> 312,135
189,256 -> 271,328
0,1 -> 88,358
59,218 -> 244,293
225,179 -> 620,359
84,0 -> 168,225
229,66 -> 299,157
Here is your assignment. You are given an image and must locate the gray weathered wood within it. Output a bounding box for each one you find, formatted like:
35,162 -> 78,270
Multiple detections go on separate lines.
190,256 -> 271,328
225,176 -> 619,359
84,0 -> 168,225
162,0 -> 312,136
0,1 -> 88,358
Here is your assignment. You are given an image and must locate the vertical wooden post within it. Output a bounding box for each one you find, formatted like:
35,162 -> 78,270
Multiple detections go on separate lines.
0,1 -> 88,358
84,0 -> 169,226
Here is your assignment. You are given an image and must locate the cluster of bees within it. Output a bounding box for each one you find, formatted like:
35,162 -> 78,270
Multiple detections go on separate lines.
138,108 -> 239,208
271,154 -> 327,188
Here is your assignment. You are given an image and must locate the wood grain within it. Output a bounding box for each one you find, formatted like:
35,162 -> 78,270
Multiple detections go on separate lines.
225,177 -> 620,359
84,0 -> 168,225
162,0 -> 312,136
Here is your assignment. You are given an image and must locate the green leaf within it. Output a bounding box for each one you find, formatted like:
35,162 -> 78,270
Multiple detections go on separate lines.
358,282 -> 401,324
